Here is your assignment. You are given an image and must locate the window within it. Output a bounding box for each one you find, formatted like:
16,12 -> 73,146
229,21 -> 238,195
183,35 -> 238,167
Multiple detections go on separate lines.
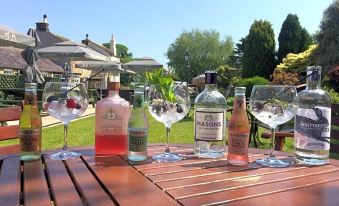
3,69 -> 13,75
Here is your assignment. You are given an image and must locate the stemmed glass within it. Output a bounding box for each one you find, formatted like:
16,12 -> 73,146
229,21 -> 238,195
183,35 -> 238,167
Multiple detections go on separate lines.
147,84 -> 191,162
42,82 -> 89,160
249,85 -> 298,167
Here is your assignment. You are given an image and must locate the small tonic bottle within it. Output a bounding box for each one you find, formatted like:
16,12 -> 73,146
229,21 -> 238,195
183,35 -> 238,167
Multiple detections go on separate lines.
194,71 -> 227,158
95,74 -> 131,155
19,83 -> 42,161
128,86 -> 149,161
294,66 -> 331,165
227,87 -> 249,165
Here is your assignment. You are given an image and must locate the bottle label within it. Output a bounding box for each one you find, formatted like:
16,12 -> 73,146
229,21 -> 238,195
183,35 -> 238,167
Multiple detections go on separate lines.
98,108 -> 124,136
128,128 -> 148,152
195,111 -> 225,141
228,132 -> 249,155
19,129 -> 41,152
295,107 -> 331,151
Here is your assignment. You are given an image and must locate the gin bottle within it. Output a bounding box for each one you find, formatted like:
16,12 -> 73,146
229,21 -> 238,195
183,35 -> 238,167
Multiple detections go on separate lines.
194,71 -> 227,158
294,66 -> 331,165
128,87 -> 149,161
19,83 -> 42,161
227,87 -> 249,165
95,75 -> 131,155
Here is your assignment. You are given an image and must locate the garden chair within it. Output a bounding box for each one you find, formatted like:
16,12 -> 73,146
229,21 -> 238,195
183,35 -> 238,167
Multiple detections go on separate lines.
261,103 -> 339,155
0,105 -> 21,155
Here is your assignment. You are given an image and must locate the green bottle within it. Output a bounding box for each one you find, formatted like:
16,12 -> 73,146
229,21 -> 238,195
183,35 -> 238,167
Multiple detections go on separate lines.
128,87 -> 149,161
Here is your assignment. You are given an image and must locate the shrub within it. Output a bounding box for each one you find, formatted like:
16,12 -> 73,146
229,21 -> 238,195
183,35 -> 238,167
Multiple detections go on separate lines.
235,76 -> 270,98
323,86 -> 339,104
327,66 -> 339,92
272,69 -> 299,85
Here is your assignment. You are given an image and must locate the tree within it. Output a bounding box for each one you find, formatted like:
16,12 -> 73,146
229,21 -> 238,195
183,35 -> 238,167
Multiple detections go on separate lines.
242,20 -> 276,79
102,43 -> 133,63
315,0 -> 339,73
229,37 -> 246,68
277,14 -> 312,63
272,44 -> 318,84
166,29 -> 234,82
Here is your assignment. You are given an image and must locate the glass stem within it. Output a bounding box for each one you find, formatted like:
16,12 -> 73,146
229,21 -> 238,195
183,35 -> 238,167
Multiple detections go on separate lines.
165,126 -> 171,154
269,127 -> 276,157
63,123 -> 69,151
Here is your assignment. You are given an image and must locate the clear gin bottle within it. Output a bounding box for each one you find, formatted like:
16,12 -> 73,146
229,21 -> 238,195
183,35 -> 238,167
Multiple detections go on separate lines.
194,71 -> 227,158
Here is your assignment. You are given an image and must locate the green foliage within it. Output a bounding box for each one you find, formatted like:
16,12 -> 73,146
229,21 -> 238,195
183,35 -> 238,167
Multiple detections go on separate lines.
166,29 -> 234,82
315,0 -> 339,73
235,76 -> 270,98
242,20 -> 276,79
275,44 -> 317,74
272,44 -> 317,84
228,38 -> 246,69
102,43 -> 133,63
323,86 -> 339,103
277,14 -> 313,63
217,65 -> 241,88
146,69 -> 176,103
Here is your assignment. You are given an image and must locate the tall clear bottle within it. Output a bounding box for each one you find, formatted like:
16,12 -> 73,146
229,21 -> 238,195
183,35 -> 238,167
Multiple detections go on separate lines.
128,86 -> 149,161
95,75 -> 131,155
19,83 -> 42,161
227,87 -> 249,165
194,71 -> 227,158
295,66 -> 331,165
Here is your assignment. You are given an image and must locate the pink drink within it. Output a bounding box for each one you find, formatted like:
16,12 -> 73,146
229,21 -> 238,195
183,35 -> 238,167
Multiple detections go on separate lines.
95,82 -> 130,155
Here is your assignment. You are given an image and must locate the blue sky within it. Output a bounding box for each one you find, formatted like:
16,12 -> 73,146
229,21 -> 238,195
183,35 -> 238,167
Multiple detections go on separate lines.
0,0 -> 333,66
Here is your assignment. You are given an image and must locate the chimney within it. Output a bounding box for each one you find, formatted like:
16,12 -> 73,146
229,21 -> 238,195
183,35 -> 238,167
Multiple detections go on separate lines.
110,35 -> 117,56
36,14 -> 49,31
82,34 -> 90,46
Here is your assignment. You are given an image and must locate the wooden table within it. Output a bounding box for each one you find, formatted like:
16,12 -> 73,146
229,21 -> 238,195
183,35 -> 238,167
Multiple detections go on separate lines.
1,144 -> 339,206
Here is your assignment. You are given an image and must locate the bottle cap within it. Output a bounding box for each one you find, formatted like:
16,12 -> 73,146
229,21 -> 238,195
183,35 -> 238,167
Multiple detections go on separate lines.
25,83 -> 37,91
234,87 -> 246,95
205,71 -> 217,84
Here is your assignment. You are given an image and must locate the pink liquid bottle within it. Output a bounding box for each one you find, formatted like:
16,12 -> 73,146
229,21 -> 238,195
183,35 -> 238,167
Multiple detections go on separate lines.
95,78 -> 130,155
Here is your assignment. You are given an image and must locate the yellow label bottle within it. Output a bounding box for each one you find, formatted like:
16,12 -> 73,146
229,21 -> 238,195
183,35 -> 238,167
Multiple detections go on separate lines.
19,83 -> 42,161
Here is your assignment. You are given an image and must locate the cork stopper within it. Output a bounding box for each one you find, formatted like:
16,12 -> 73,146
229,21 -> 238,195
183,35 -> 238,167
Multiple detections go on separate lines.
107,82 -> 120,91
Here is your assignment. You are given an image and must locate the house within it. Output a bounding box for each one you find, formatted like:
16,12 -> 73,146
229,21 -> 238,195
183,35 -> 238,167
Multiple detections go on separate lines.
0,46 -> 63,76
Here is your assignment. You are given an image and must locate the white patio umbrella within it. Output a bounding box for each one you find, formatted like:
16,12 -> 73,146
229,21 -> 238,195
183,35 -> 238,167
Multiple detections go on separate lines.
0,25 -> 36,48
38,40 -> 108,82
38,40 -> 108,61
122,57 -> 163,73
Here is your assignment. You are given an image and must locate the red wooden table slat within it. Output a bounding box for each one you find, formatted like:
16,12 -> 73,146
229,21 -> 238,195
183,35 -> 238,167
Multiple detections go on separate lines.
65,158 -> 116,206
24,160 -> 51,206
227,180 -> 339,206
179,170 -> 339,206
157,166 -> 305,190
0,157 -> 21,205
85,155 -> 180,206
167,164 -> 339,199
44,157 -> 83,206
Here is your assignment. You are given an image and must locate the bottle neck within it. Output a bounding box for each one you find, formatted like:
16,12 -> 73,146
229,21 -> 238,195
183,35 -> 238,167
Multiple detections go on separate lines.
233,94 -> 246,110
204,83 -> 217,90
306,76 -> 321,90
306,67 -> 321,90
133,94 -> 145,108
24,86 -> 38,106
107,90 -> 119,97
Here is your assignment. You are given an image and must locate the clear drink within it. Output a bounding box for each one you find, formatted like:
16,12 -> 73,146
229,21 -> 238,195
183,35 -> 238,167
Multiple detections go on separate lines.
295,66 -> 331,165
194,71 -> 227,158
